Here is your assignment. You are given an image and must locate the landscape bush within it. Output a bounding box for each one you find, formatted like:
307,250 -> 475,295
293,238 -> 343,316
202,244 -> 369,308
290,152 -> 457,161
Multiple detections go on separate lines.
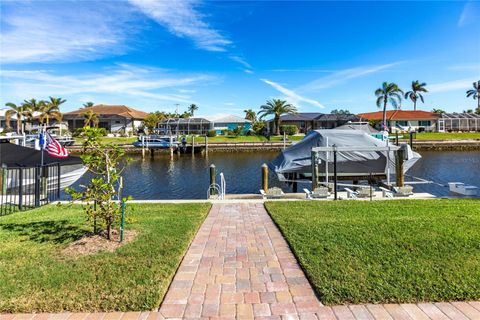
280,125 -> 298,135
207,130 -> 217,137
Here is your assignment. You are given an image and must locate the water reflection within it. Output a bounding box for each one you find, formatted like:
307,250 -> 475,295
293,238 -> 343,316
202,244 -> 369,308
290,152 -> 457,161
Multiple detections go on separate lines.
66,151 -> 480,199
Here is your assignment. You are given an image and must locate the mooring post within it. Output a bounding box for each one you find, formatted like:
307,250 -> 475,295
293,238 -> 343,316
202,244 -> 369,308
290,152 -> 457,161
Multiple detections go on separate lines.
311,151 -> 318,190
192,135 -> 195,155
205,135 -> 208,154
209,164 -> 216,195
395,149 -> 405,187
150,148 -> 154,158
141,135 -> 145,158
262,163 -> 268,191
409,131 -> 413,149
395,132 -> 399,146
283,131 -> 286,150
333,145 -> 338,200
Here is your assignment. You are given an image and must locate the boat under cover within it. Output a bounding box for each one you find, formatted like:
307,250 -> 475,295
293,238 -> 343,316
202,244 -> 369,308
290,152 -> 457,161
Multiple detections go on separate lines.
269,129 -> 421,181
0,141 -> 86,189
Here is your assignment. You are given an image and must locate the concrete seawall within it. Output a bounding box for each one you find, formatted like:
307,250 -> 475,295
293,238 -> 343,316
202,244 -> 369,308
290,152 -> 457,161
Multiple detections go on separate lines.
66,139 -> 480,154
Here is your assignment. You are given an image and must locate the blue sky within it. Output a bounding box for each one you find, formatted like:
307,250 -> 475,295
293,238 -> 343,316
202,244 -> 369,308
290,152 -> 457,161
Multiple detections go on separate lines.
1,0 -> 479,117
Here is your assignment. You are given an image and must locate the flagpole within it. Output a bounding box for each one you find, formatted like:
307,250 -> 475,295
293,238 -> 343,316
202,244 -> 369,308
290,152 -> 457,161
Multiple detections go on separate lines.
40,123 -> 46,167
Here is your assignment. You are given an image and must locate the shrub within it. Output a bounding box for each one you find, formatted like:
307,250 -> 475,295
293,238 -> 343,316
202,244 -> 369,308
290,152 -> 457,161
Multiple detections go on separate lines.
207,130 -> 217,137
253,121 -> 265,135
280,125 -> 298,135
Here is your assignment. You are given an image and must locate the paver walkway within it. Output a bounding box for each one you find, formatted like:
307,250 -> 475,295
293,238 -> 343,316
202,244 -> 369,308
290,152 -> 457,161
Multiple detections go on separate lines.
2,203 -> 480,319
158,203 -> 321,319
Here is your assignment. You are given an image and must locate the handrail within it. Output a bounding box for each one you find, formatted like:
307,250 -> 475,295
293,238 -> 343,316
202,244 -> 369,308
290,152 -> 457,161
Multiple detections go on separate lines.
219,172 -> 226,200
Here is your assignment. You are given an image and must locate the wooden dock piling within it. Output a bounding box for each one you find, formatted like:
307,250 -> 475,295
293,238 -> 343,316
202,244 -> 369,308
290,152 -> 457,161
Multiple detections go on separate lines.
209,164 -> 216,195
262,163 -> 268,191
396,149 -> 405,187
192,135 -> 195,155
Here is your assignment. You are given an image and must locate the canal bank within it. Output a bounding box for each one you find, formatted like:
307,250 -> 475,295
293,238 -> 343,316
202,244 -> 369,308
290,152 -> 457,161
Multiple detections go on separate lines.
66,139 -> 480,154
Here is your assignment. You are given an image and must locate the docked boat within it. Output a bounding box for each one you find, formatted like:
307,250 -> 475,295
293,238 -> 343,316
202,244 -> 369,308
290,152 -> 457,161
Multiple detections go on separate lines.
133,135 -> 179,149
448,182 -> 478,196
0,141 -> 86,191
270,129 -> 421,183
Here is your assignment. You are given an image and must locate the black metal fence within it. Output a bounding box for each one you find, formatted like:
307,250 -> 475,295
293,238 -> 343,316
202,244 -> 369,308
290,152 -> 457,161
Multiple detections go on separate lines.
0,163 -> 61,216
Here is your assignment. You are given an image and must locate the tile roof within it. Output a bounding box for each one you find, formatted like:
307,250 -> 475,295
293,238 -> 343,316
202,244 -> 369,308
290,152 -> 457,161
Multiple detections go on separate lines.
64,104 -> 148,119
279,113 -> 324,121
358,110 -> 439,121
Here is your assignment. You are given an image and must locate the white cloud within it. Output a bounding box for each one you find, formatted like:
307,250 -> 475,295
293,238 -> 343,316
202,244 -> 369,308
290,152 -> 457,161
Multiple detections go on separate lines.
458,1 -> 480,27
0,1 -> 135,64
128,0 -> 231,52
261,79 -> 325,108
1,64 -> 215,105
429,78 -> 478,93
299,62 -> 404,91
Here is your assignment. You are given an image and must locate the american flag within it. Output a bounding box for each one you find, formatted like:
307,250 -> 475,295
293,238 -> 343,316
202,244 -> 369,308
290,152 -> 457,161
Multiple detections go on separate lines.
44,132 -> 69,158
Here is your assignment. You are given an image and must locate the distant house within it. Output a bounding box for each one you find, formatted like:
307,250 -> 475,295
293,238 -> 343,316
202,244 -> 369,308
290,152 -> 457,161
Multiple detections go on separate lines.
267,113 -> 359,133
209,115 -> 252,134
438,112 -> 480,132
157,118 -> 212,135
358,110 -> 439,132
63,104 -> 148,133
157,115 -> 252,135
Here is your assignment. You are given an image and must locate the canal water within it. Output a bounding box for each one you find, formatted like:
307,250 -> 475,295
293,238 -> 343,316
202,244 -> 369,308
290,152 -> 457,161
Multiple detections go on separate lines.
67,150 -> 480,199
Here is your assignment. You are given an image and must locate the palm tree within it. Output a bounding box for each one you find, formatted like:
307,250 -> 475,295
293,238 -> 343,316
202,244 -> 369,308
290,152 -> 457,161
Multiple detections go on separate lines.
375,82 -> 404,130
432,108 -> 446,114
83,110 -> 99,128
257,99 -> 297,135
188,104 -> 198,117
404,80 -> 428,111
39,97 -> 65,125
244,109 -> 257,122
4,102 -> 32,133
21,98 -> 44,126
466,80 -> 480,113
83,102 -> 94,108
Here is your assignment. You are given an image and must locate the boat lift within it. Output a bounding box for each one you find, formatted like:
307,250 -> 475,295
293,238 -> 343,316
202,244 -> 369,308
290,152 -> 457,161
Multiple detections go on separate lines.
310,143 -> 404,200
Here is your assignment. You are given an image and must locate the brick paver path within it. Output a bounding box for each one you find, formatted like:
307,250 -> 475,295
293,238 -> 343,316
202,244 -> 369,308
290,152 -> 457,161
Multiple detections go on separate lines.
2,203 -> 480,319
158,202 -> 321,319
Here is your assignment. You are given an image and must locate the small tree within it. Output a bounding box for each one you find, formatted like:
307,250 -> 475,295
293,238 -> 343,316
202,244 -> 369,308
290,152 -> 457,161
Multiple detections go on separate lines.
67,127 -> 128,240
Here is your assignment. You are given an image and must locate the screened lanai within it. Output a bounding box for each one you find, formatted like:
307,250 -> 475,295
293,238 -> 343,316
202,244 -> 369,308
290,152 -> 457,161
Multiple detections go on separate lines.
157,118 -> 212,135
438,113 -> 480,132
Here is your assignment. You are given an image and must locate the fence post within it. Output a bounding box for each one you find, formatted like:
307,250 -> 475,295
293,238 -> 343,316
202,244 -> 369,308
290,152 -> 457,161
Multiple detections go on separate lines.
34,166 -> 40,207
18,168 -> 23,210
333,146 -> 338,200
57,163 -> 61,200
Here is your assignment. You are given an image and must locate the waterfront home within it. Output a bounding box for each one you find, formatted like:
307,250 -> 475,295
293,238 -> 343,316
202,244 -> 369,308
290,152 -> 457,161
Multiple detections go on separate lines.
63,104 -> 148,133
157,114 -> 252,135
158,117 -> 211,135
208,115 -> 252,134
267,112 -> 359,133
438,112 -> 480,132
358,110 -> 439,132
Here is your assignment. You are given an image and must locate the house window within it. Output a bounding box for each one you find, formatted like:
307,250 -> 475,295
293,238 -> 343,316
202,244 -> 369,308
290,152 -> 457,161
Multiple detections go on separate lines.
397,121 -> 408,126
115,121 -> 121,124
419,120 -> 431,127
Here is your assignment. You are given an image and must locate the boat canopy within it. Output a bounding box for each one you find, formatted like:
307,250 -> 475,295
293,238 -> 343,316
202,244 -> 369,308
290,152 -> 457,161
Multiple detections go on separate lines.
269,129 -> 420,179
0,141 -> 82,167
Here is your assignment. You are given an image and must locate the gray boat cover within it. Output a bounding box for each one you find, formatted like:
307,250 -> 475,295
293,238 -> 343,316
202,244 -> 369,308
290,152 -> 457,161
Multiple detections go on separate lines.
270,129 -> 420,179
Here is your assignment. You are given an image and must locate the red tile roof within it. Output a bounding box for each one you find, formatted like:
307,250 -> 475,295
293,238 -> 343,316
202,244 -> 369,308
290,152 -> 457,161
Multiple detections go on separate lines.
64,104 -> 148,119
358,110 -> 439,121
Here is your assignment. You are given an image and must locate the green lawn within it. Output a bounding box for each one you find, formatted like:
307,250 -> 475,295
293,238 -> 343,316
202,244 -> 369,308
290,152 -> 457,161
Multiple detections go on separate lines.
74,136 -> 137,145
266,199 -> 480,305
0,203 -> 211,312
404,132 -> 480,140
206,134 -> 304,143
